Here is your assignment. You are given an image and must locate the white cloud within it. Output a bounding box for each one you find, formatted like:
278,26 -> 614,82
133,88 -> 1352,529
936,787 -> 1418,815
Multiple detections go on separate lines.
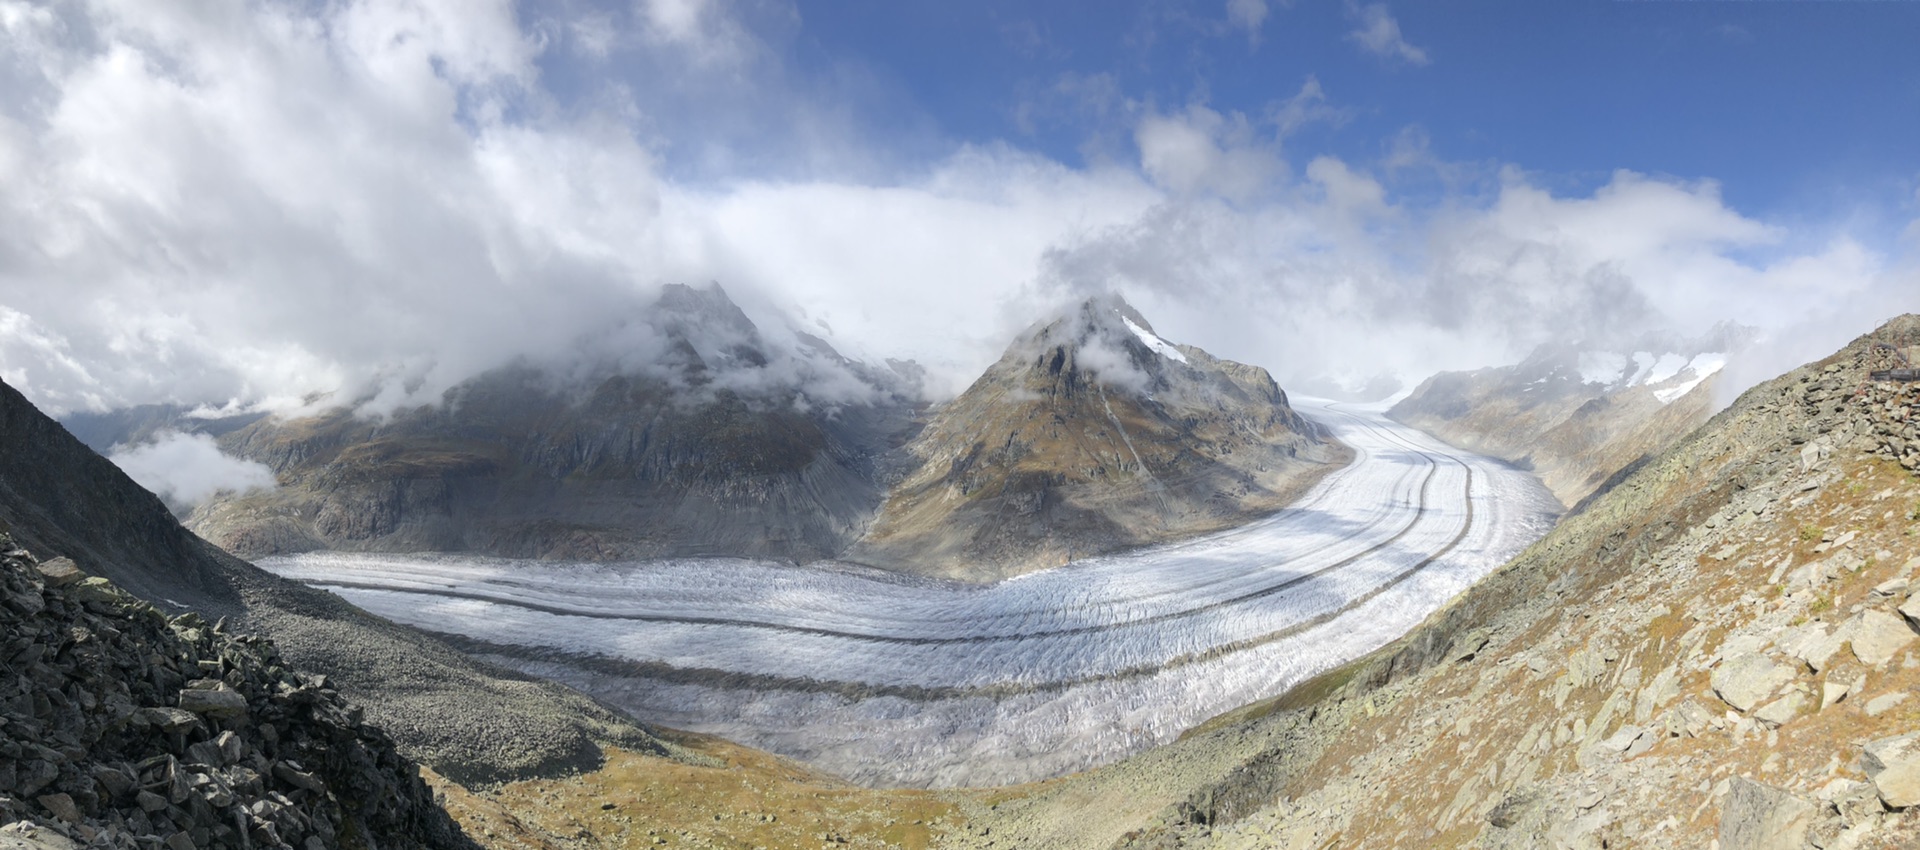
1348,3 -> 1428,66
636,0 -> 755,66
1271,76 -> 1349,139
0,0 -> 666,416
1135,103 -> 1284,200
0,0 -> 1911,426
1036,167 -> 1914,400
668,148 -> 1160,396
107,430 -> 276,508
1226,0 -> 1269,44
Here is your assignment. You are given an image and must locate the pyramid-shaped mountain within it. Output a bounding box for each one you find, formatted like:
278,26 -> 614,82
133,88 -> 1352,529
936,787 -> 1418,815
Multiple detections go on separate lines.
848,295 -> 1347,581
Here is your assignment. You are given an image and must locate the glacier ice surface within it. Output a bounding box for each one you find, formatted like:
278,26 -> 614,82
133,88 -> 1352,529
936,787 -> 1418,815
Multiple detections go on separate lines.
259,399 -> 1560,787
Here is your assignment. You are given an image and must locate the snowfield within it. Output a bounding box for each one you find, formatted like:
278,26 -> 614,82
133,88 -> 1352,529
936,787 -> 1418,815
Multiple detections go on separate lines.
259,398 -> 1561,787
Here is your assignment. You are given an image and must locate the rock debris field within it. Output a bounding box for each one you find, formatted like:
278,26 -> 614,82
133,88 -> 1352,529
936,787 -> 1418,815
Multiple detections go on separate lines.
260,400 -> 1561,787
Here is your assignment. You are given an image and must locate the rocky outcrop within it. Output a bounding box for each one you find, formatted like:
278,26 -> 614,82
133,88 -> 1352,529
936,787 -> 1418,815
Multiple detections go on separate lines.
943,316 -> 1920,850
0,376 -> 670,786
188,284 -> 921,563
0,536 -> 474,849
1389,326 -> 1750,508
848,296 -> 1346,582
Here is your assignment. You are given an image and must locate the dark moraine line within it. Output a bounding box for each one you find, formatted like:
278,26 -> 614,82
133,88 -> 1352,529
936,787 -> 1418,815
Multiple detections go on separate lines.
427,458 -> 1479,701
304,441 -> 1469,654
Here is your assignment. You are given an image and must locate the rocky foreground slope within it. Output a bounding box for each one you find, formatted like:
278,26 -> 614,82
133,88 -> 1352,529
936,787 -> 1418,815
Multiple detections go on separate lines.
0,536 -> 473,849
1389,326 -> 1748,509
187,283 -> 922,563
0,377 -> 669,787
850,296 -> 1344,581
941,316 -> 1920,849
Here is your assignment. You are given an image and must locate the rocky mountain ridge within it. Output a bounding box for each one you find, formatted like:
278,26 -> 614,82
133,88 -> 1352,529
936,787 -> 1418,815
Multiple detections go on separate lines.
849,296 -> 1345,581
0,536 -> 473,849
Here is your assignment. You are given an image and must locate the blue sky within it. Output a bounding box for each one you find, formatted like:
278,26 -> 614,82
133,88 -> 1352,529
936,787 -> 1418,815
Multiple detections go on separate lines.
541,0 -> 1920,220
1,0 -> 1917,417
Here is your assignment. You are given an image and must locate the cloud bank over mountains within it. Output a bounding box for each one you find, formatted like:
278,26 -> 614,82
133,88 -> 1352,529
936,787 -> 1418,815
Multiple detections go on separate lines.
0,0 -> 1912,417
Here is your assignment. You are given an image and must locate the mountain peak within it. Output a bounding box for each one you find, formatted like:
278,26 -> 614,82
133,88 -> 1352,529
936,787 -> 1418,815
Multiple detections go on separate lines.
850,296 -> 1342,581
1008,294 -> 1201,398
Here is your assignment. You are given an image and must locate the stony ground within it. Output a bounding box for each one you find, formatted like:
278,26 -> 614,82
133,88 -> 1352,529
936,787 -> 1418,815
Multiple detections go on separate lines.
0,537 -> 473,849
0,374 -> 685,788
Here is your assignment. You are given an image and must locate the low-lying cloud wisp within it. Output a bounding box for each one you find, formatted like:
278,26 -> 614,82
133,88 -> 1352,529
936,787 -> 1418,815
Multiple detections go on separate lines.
107,431 -> 276,509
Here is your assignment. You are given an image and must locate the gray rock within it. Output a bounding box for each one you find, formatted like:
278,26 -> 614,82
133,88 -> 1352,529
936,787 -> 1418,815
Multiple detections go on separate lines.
1849,610 -> 1915,666
1863,692 -> 1908,718
1712,654 -> 1796,712
90,764 -> 133,798
1719,777 -> 1814,850
1753,690 -> 1808,728
34,793 -> 81,824
70,576 -> 123,604
134,707 -> 199,733
1898,595 -> 1920,632
272,762 -> 326,793
34,557 -> 84,588
0,823 -> 82,850
1598,725 -> 1654,757
1801,440 -> 1832,471
1788,627 -> 1846,672
213,730 -> 243,766
176,683 -> 248,719
1863,732 -> 1920,808
1821,678 -> 1853,709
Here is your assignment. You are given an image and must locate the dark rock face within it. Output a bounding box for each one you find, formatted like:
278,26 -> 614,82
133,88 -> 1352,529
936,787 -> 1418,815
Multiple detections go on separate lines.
0,380 -> 241,613
0,536 -> 475,849
849,296 -> 1346,581
190,284 -> 922,563
0,376 -> 667,786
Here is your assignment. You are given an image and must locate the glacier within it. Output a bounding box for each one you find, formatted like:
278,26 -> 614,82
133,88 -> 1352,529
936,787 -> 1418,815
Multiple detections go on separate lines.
259,398 -> 1561,787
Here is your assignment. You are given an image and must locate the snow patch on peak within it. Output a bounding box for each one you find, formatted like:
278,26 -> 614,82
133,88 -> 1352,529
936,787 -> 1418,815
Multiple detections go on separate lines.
1120,314 -> 1188,364
1652,353 -> 1727,404
1625,352 -> 1657,387
1643,353 -> 1691,386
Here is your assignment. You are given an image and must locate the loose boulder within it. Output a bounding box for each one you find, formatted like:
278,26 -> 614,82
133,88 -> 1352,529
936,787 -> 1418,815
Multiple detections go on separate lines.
1719,777 -> 1814,850
1712,654 -> 1796,713
1849,610 -> 1916,667
1863,732 -> 1920,809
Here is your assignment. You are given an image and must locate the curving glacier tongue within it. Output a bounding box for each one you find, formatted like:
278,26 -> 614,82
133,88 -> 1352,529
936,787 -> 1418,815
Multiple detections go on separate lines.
258,399 -> 1560,787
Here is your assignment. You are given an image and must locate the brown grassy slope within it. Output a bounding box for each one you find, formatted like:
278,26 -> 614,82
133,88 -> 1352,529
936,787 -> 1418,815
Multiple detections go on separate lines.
1089,315 -> 1920,848
427,734 -> 963,850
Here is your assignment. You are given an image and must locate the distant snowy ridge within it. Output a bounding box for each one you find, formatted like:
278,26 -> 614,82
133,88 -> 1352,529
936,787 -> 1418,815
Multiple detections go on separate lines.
1575,349 -> 1728,404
